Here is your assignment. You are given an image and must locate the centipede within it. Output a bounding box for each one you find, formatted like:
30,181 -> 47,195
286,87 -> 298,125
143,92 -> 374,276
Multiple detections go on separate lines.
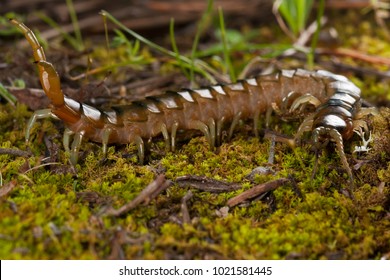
10,19 -> 377,183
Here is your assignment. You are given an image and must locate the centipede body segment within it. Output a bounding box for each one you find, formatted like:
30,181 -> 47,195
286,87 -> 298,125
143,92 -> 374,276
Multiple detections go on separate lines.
10,19 -> 377,184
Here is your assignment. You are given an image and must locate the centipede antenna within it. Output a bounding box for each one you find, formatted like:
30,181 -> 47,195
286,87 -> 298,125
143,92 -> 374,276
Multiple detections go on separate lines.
329,129 -> 354,187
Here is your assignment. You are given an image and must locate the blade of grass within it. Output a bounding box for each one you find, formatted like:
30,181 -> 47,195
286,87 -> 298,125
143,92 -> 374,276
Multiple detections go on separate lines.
37,13 -> 79,50
169,18 -> 190,80
189,0 -> 214,85
218,7 -> 236,82
0,83 -> 17,106
102,11 -> 111,66
307,0 -> 325,69
277,0 -> 314,38
100,10 -> 218,84
66,0 -> 84,51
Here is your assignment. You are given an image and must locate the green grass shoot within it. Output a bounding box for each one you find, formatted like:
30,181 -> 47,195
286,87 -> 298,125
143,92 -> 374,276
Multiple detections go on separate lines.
218,7 -> 236,82
277,0 -> 314,38
100,10 -> 218,84
307,0 -> 325,69
0,83 -> 17,106
169,18 -> 191,81
65,0 -> 84,51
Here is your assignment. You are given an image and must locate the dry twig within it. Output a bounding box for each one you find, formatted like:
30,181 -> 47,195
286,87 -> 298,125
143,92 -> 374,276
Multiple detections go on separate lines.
104,174 -> 171,217
180,190 -> 193,224
176,175 -> 241,193
227,178 -> 290,207
0,181 -> 18,198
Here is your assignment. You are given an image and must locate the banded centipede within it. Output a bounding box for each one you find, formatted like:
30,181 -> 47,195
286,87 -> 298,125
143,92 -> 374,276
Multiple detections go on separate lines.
10,19 -> 377,183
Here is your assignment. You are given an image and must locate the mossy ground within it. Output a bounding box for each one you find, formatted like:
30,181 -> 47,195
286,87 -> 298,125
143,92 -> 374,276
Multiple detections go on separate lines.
0,11 -> 389,259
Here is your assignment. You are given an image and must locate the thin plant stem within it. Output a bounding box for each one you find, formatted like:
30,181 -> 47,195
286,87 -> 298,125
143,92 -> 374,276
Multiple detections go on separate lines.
100,10 -> 218,83
218,7 -> 236,82
307,0 -> 325,69
189,0 -> 214,85
169,18 -> 190,80
66,0 -> 84,51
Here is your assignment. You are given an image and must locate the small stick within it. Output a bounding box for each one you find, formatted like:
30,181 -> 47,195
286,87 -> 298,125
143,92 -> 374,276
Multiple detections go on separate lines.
105,174 -> 170,217
318,47 -> 390,66
176,175 -> 241,193
227,178 -> 290,207
0,148 -> 32,158
0,180 -> 17,198
181,190 -> 193,224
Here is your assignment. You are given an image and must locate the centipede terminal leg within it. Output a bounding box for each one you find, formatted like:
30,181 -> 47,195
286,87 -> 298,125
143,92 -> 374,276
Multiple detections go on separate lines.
25,109 -> 58,143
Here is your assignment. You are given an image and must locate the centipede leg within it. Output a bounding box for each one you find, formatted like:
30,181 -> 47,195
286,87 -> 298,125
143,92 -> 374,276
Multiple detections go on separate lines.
294,114 -> 314,144
25,109 -> 58,143
216,116 -> 225,146
352,119 -> 369,135
102,127 -> 113,155
353,107 -> 379,135
170,121 -> 179,152
189,120 -> 212,148
289,93 -> 321,112
265,107 -> 272,128
134,136 -> 145,164
63,128 -> 74,153
356,107 -> 379,118
160,123 -> 170,150
70,132 -> 84,165
228,112 -> 242,140
208,118 -> 216,148
253,109 -> 260,138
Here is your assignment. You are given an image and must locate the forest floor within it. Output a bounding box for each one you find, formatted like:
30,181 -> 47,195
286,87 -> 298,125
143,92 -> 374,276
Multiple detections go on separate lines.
0,0 -> 389,259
